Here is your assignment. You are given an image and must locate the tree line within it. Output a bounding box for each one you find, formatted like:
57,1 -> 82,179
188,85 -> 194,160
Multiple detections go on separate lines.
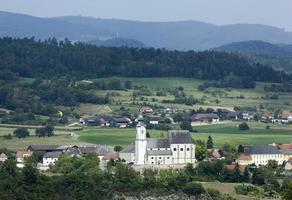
0,37 -> 290,84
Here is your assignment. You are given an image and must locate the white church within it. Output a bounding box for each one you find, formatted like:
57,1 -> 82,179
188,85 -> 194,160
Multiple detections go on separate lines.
120,119 -> 196,166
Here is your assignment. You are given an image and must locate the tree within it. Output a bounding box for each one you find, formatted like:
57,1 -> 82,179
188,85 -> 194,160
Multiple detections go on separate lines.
195,145 -> 208,161
45,124 -> 54,137
124,80 -> 132,89
237,144 -> 244,153
180,120 -> 193,132
146,131 -> 151,138
206,136 -> 214,149
114,146 -> 123,152
239,122 -> 249,131
13,128 -> 29,138
282,182 -> 292,200
243,167 -> 250,182
35,127 -> 46,137
183,182 -> 205,196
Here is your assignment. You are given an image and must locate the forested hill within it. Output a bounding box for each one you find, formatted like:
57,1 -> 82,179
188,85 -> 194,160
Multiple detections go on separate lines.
0,37 -> 289,83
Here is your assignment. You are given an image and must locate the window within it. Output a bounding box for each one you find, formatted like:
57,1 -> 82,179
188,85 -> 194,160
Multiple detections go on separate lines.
152,162 -> 154,164
151,157 -> 154,159
173,148 -> 177,151
159,157 -> 161,159
186,148 -> 190,151
167,157 -> 170,159
180,148 -> 183,151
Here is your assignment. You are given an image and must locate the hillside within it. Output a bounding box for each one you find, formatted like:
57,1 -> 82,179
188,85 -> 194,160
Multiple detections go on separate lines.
215,40 -> 292,55
215,40 -> 292,72
2,11 -> 292,50
0,38 -> 292,126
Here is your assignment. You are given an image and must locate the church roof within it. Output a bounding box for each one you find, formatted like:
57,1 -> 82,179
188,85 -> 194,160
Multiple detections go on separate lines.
168,130 -> 192,144
147,150 -> 172,156
147,138 -> 170,149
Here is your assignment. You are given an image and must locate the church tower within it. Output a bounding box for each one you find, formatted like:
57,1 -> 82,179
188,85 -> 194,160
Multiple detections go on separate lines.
135,120 -> 147,165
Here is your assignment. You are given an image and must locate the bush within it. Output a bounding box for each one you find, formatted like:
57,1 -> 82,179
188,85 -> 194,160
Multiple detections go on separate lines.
234,184 -> 261,195
239,122 -> 249,131
183,182 -> 205,196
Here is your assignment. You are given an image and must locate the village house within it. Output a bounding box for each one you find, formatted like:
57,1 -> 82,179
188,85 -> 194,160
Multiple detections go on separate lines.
192,113 -> 219,123
261,112 -> 275,122
225,164 -> 246,173
119,144 -> 135,163
280,112 -> 292,124
114,117 -> 132,128
236,144 -> 284,166
79,115 -> 115,126
164,107 -> 177,114
226,111 -> 243,120
16,151 -> 33,163
242,112 -> 254,121
43,151 -> 63,166
139,106 -> 153,114
210,149 -> 224,160
0,153 -> 8,162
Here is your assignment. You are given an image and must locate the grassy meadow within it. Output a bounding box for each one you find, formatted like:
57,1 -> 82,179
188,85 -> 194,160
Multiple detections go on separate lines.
74,77 -> 292,116
1,121 -> 292,151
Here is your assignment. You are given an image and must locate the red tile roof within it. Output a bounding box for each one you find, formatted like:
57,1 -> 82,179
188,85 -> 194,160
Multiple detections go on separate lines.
16,151 -> 33,158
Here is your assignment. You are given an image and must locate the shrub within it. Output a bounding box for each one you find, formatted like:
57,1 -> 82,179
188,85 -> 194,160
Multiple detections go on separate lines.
239,122 -> 249,131
183,182 -> 205,196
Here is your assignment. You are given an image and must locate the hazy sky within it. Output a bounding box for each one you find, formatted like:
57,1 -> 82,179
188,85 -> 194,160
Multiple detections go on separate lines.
1,0 -> 292,31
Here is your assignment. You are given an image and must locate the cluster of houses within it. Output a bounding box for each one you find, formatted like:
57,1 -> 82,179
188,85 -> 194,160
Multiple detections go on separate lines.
79,106 -> 177,128
261,111 -> 292,124
0,145 -> 118,170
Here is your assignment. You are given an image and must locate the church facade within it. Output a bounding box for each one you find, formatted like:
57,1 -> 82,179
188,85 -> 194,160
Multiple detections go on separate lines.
135,122 -> 196,166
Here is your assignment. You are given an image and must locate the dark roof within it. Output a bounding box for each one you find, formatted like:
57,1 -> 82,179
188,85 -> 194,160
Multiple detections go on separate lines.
226,111 -> 242,118
248,145 -> 281,155
28,145 -> 61,151
147,150 -> 172,156
192,113 -> 219,120
64,147 -> 81,156
120,145 -> 135,153
147,138 -> 170,149
79,146 -> 97,154
43,151 -> 62,158
168,130 -> 193,144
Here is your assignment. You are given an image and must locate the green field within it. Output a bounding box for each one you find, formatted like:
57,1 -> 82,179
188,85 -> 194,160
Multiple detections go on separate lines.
74,77 -> 292,116
1,121 -> 292,151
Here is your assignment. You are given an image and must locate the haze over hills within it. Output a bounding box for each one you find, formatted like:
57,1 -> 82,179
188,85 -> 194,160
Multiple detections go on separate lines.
215,40 -> 292,72
215,40 -> 292,55
2,11 -> 292,50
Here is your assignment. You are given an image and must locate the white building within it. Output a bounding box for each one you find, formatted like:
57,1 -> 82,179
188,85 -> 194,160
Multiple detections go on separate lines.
0,153 -> 8,162
236,144 -> 284,166
134,122 -> 196,166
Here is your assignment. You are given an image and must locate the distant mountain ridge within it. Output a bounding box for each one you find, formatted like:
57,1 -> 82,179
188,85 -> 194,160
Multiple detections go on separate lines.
215,40 -> 292,55
215,40 -> 292,72
2,11 -> 292,50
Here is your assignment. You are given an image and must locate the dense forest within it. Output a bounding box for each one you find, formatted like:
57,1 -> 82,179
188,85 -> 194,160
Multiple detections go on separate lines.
0,37 -> 289,83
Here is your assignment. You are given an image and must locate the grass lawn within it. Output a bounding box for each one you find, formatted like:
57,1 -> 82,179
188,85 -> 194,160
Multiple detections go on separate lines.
0,135 -> 90,151
77,128 -> 166,147
193,121 -> 292,147
2,121 -> 292,151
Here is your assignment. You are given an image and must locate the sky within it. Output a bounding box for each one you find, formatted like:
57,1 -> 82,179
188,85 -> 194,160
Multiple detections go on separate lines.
1,0 -> 292,31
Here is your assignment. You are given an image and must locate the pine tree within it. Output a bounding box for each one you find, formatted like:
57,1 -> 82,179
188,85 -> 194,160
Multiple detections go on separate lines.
206,136 -> 214,149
